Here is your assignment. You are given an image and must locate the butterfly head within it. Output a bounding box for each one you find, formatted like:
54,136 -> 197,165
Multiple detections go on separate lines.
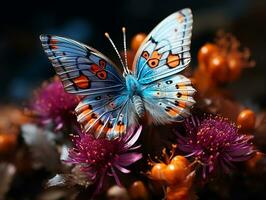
125,74 -> 140,97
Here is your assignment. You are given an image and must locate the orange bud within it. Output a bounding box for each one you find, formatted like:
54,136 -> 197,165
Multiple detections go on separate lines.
237,109 -> 256,131
208,53 -> 228,82
246,151 -> 263,169
128,180 -> 149,200
0,133 -> 17,154
198,43 -> 219,70
164,163 -> 189,185
227,53 -> 242,81
166,186 -> 189,200
170,155 -> 190,168
131,33 -> 147,53
150,163 -> 167,181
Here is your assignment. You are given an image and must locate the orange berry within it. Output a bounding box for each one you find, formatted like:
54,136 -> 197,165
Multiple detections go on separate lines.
208,53 -> 228,82
163,163 -> 188,185
170,156 -> 190,168
131,33 -> 147,52
0,133 -> 17,154
150,163 -> 167,181
128,180 -> 149,200
198,43 -> 219,69
246,151 -> 262,169
237,109 -> 256,130
166,186 -> 189,200
227,53 -> 242,81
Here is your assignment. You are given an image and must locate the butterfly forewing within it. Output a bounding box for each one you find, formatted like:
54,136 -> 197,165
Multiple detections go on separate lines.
40,35 -> 124,95
133,8 -> 193,84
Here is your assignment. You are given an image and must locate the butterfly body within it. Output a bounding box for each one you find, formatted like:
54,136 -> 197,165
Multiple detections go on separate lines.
125,74 -> 145,118
40,8 -> 196,139
125,74 -> 141,97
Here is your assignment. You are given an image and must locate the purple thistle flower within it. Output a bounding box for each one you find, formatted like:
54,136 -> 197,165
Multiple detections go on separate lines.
31,77 -> 80,131
176,115 -> 255,179
68,126 -> 143,192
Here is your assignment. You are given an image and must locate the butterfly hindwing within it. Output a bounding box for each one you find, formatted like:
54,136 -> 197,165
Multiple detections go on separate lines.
40,35 -> 124,95
75,93 -> 129,139
133,8 -> 193,84
142,75 -> 195,124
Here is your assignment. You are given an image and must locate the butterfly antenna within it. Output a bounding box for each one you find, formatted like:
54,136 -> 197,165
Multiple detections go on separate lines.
104,32 -> 127,74
122,27 -> 129,74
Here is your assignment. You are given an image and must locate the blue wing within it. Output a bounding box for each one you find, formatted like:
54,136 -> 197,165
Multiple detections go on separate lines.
132,8 -> 195,124
133,8 -> 193,84
141,75 -> 196,124
40,35 -> 130,139
40,35 -> 124,95
75,92 -> 130,139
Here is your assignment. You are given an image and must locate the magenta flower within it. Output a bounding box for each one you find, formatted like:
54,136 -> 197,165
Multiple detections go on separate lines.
68,126 -> 143,192
176,115 -> 255,179
31,77 -> 80,131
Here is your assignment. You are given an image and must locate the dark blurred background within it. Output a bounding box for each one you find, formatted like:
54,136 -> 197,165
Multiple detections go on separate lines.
0,0 -> 265,110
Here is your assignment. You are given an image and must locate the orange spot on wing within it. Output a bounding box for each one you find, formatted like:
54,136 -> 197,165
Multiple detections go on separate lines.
76,104 -> 92,115
96,70 -> 107,80
50,38 -> 58,49
152,51 -> 162,59
141,51 -> 149,60
148,51 -> 162,68
177,15 -> 184,23
114,125 -> 120,133
167,54 -> 180,68
95,124 -> 103,133
166,106 -> 180,117
178,101 -> 186,108
120,125 -> 126,134
99,59 -> 106,69
91,64 -> 101,74
74,75 -> 90,89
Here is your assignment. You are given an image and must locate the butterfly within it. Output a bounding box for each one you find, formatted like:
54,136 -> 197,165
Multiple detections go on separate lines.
40,8 -> 195,139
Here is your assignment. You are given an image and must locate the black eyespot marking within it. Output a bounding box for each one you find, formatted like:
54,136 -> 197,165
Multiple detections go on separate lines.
177,92 -> 182,98
166,80 -> 173,84
165,106 -> 172,112
95,96 -> 101,100
91,113 -> 97,119
117,121 -> 124,125
176,84 -> 179,89
142,51 -> 149,59
107,122 -> 113,128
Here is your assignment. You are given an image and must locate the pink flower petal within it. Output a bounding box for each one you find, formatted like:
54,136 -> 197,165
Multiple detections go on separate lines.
115,152 -> 142,166
113,163 -> 131,173
124,126 -> 142,148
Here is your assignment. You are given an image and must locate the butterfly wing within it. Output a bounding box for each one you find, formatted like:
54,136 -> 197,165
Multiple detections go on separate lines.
40,35 -> 130,139
75,92 -> 130,139
40,35 -> 124,95
142,75 -> 195,124
132,8 -> 195,124
133,8 -> 193,84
